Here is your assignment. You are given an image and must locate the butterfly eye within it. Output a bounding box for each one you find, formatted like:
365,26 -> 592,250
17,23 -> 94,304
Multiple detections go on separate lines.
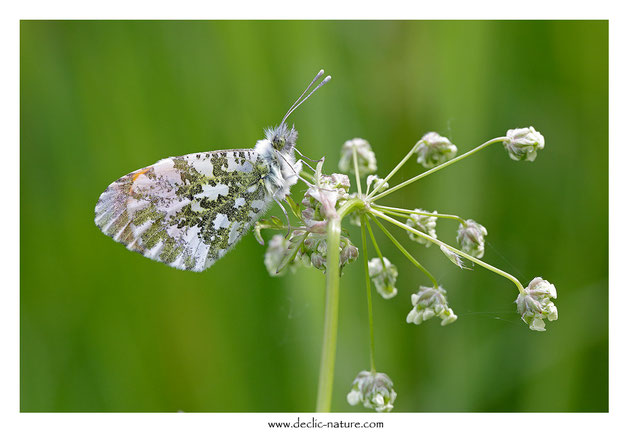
272,136 -> 285,150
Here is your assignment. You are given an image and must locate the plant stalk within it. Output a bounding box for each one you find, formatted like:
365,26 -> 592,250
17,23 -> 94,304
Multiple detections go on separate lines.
316,216 -> 342,412
360,215 -> 377,373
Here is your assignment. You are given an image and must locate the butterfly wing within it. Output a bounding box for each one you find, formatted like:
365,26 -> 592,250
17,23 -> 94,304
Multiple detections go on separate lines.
94,150 -> 272,272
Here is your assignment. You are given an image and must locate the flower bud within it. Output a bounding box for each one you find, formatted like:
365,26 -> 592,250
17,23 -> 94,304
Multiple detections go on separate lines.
415,132 -> 458,168
515,277 -> 558,331
339,138 -> 377,176
368,257 -> 398,299
366,174 -> 389,194
456,219 -> 487,258
340,237 -> 359,268
406,285 -> 457,326
503,126 -> 545,161
406,209 -> 438,247
346,370 -> 397,412
300,233 -> 358,273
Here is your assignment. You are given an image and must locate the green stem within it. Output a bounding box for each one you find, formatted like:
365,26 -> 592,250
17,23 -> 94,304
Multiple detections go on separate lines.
372,205 -> 467,225
371,209 -> 525,294
360,216 -> 377,373
316,216 -> 341,412
314,198 -> 366,412
300,171 -> 316,183
364,218 -> 387,271
367,140 -> 421,198
368,215 -> 439,288
352,146 -> 363,196
371,137 -> 506,201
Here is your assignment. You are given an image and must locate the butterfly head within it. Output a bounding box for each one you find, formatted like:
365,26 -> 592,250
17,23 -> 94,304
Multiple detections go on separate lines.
266,124 -> 298,152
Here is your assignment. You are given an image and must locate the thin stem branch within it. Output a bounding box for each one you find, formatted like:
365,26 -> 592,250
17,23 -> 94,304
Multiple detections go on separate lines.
367,141 -> 421,199
360,215 -> 377,373
300,170 -> 316,183
316,217 -> 341,412
368,214 -> 439,288
372,205 -> 467,225
352,146 -> 363,196
364,218 -> 387,270
371,137 -> 507,201
370,209 -> 525,294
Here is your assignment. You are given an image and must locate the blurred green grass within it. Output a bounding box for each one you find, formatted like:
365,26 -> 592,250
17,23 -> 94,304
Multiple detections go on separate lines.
20,20 -> 608,412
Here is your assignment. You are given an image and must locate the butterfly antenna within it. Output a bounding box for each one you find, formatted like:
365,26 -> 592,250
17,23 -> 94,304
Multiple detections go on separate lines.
282,69 -> 324,122
280,70 -> 331,127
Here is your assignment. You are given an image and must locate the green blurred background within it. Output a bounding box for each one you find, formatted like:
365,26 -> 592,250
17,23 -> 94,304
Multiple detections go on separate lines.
20,21 -> 608,412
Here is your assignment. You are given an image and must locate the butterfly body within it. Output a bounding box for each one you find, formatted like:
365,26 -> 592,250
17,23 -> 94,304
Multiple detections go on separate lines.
95,70 -> 330,272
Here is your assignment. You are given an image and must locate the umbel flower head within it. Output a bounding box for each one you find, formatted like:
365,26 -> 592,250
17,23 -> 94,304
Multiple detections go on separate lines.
407,285 -> 458,326
515,277 -> 558,331
457,219 -> 488,258
503,126 -> 545,162
347,370 -> 397,412
368,257 -> 398,299
415,132 -> 458,168
338,138 -> 377,176
302,172 -> 351,226
406,209 -> 438,247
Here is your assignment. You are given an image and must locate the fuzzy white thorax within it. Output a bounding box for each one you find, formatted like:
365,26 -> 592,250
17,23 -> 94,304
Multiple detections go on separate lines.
254,138 -> 303,201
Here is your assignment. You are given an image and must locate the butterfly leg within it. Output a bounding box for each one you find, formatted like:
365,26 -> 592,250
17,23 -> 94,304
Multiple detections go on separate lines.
295,147 -> 324,164
273,195 -> 293,238
294,158 -> 318,175
275,151 -> 314,187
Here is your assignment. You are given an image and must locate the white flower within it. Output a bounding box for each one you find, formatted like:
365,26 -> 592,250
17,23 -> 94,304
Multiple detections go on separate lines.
406,285 -> 457,326
346,370 -> 397,412
415,132 -> 458,168
366,174 -> 389,194
504,126 -> 545,162
301,170 -> 351,228
339,138 -> 377,176
368,257 -> 398,299
515,277 -> 558,331
346,389 -> 362,406
406,209 -> 438,247
456,219 -> 488,258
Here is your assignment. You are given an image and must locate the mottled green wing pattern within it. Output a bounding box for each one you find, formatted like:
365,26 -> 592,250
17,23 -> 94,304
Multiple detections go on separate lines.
94,150 -> 271,272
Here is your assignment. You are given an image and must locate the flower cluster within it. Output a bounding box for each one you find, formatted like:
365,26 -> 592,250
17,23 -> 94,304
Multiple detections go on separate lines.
515,277 -> 558,331
456,219 -> 487,259
415,132 -> 458,168
262,164 -> 358,276
406,285 -> 458,326
302,172 -> 351,228
368,257 -> 398,299
299,232 -> 358,272
259,124 -> 556,413
339,138 -> 377,176
347,371 -> 397,412
503,126 -> 545,162
405,209 -> 438,246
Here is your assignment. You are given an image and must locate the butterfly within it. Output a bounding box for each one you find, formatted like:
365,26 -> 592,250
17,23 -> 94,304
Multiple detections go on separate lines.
94,70 -> 331,272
